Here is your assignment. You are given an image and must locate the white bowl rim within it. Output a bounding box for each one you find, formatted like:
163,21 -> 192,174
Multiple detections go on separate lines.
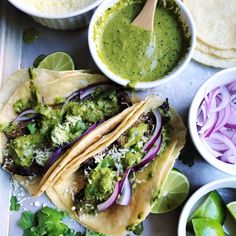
189,67 -> 236,176
8,0 -> 104,19
88,0 -> 196,89
178,177 -> 236,236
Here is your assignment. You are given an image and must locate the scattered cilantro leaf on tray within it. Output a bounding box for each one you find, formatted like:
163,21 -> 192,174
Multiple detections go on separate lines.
18,207 -> 78,236
23,28 -> 39,44
18,211 -> 35,230
10,196 -> 20,211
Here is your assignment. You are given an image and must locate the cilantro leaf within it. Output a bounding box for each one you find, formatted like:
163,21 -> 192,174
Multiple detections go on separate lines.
10,196 -> 20,211
18,207 -> 78,236
27,123 -> 37,134
18,211 -> 36,230
23,28 -> 39,44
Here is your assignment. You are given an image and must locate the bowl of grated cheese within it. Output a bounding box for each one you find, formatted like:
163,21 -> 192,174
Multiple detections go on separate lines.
8,0 -> 104,30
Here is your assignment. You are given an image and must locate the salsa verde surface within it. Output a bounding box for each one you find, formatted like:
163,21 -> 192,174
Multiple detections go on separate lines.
97,0 -> 190,84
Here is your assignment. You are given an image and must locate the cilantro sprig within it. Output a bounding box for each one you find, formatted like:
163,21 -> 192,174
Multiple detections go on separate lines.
18,207 -> 78,236
10,196 -> 20,211
18,207 -> 107,236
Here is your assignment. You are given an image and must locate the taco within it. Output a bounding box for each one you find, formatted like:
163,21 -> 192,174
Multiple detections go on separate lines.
0,68 -> 142,195
46,95 -> 186,236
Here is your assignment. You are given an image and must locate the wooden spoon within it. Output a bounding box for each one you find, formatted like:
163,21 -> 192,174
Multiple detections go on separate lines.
132,0 -> 158,31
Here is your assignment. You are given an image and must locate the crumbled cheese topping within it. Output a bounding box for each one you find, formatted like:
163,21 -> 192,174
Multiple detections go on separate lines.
34,148 -> 52,166
21,0 -> 96,15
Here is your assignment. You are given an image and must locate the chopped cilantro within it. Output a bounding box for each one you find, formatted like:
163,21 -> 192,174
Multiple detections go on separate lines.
10,196 -> 20,211
23,28 -> 39,44
27,123 -> 37,134
18,207 -> 78,236
18,211 -> 35,230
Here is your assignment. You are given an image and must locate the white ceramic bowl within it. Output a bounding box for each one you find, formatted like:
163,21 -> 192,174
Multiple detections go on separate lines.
178,178 -> 236,236
189,68 -> 236,176
8,0 -> 104,30
88,0 -> 196,90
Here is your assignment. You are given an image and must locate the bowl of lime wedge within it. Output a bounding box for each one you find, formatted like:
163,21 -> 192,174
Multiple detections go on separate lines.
178,178 -> 236,236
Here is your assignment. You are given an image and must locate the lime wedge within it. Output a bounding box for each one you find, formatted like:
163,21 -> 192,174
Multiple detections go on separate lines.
189,190 -> 226,225
37,52 -> 75,71
151,169 -> 190,214
192,218 -> 226,236
227,201 -> 236,221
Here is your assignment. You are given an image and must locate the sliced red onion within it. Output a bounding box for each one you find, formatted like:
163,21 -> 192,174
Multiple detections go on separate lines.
14,109 -> 39,122
133,135 -> 162,172
201,138 -> 223,157
197,81 -> 236,165
118,168 -> 131,193
44,123 -> 97,169
143,109 -> 162,151
116,176 -> 131,206
211,132 -> 236,158
66,90 -> 80,102
211,86 -> 230,113
44,147 -> 63,170
220,127 -> 235,139
206,138 -> 228,152
199,108 -> 218,137
227,81 -> 236,92
212,104 -> 231,132
97,182 -> 119,211
220,150 -> 236,164
225,108 -> 236,129
197,100 -> 207,126
206,88 -> 219,115
230,94 -> 236,110
66,82 -> 117,102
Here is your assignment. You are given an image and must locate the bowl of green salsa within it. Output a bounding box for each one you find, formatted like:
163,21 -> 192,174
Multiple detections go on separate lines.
89,0 -> 196,89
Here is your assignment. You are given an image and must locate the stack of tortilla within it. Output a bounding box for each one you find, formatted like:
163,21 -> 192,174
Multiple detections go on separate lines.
183,0 -> 236,68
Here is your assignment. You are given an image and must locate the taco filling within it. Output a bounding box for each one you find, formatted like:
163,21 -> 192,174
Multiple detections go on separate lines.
73,100 -> 170,215
0,69 -> 131,177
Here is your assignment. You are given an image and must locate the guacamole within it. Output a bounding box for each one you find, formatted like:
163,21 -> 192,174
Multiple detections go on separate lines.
96,0 -> 190,85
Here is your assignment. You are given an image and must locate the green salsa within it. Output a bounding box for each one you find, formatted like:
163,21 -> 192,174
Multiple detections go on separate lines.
96,0 -> 190,85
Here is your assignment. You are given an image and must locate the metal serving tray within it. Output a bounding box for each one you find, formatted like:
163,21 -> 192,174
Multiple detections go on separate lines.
0,0 -> 231,235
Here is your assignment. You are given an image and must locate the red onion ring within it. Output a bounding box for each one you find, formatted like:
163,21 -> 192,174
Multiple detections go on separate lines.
133,135 -> 162,172
211,86 -> 230,113
143,109 -> 162,151
206,88 -> 219,115
197,81 -> 236,165
66,82 -> 117,101
97,182 -> 119,211
116,177 -> 131,206
225,108 -> 236,129
220,150 -> 236,164
14,109 -> 39,122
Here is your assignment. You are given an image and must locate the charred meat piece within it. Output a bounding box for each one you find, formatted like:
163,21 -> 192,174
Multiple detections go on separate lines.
5,121 -> 33,139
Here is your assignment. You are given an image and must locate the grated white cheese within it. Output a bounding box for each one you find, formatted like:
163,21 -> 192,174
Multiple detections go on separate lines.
21,0 -> 95,14
34,148 -> 52,166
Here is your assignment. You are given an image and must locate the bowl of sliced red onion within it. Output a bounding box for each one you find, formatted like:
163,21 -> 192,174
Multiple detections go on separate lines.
189,67 -> 236,176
